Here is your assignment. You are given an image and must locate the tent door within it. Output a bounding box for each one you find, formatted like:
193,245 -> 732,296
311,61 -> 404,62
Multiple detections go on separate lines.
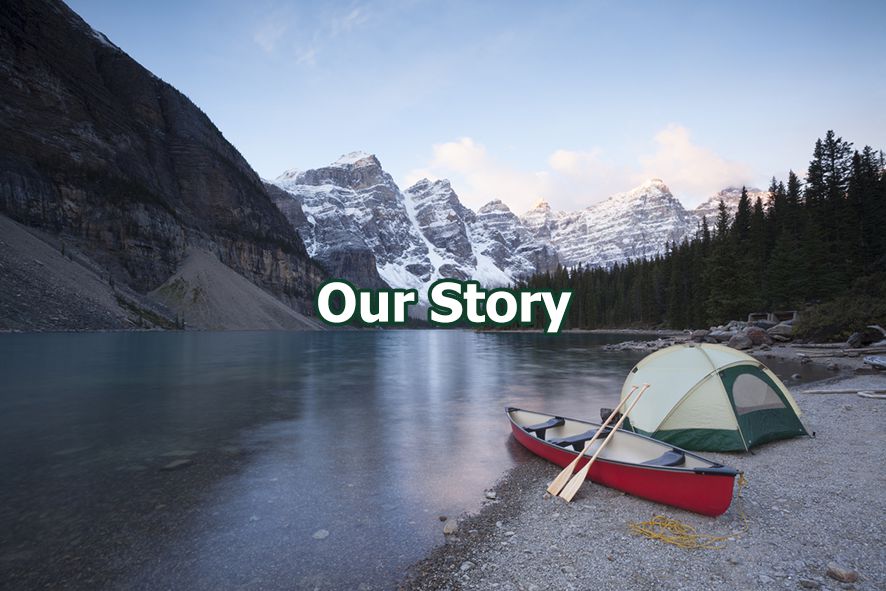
719,367 -> 809,449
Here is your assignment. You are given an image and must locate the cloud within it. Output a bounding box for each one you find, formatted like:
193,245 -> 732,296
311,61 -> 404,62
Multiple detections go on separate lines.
403,138 -> 550,214
404,126 -> 754,214
253,20 -> 288,54
332,6 -> 369,35
296,47 -> 318,66
636,124 -> 751,206
548,148 -> 604,176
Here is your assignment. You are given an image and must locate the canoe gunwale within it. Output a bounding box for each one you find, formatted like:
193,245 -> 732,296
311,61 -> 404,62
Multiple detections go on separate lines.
506,406 -> 739,478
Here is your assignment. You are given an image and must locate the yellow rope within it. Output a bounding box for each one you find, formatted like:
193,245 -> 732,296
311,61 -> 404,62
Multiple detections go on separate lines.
628,473 -> 748,550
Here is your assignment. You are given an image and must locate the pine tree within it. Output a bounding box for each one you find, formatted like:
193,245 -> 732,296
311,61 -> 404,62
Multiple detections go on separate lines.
733,187 -> 752,241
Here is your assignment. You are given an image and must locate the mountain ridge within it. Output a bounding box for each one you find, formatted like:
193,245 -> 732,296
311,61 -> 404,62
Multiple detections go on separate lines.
271,153 -> 559,296
272,152 -> 769,293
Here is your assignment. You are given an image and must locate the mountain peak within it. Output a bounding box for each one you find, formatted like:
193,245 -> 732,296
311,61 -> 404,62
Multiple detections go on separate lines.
639,178 -> 670,192
332,151 -> 379,168
600,178 -> 674,209
478,199 -> 512,214
531,198 -> 550,211
406,178 -> 452,193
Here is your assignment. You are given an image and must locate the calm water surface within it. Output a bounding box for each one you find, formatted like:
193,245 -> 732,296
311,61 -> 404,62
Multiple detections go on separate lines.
0,330 -> 822,589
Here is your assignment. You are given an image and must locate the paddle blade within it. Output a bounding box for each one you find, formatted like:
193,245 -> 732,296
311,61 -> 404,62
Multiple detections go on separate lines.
558,464 -> 590,502
546,459 -> 579,496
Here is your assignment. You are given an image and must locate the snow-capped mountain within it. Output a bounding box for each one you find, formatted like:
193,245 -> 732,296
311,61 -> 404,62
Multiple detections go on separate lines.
272,152 -> 766,290
271,153 -> 558,296
521,179 -> 697,268
693,186 -> 771,224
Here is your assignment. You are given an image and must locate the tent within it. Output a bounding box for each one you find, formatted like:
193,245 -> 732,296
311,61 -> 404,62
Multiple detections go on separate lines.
619,343 -> 810,452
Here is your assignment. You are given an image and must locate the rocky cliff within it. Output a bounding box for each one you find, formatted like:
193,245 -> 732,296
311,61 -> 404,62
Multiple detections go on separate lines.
272,153 -> 559,296
521,179 -> 698,268
0,0 -> 324,328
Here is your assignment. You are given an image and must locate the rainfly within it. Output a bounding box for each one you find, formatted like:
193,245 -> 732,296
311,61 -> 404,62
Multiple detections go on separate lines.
619,343 -> 810,452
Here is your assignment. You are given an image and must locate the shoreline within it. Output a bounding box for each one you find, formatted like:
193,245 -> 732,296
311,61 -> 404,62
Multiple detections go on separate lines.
401,363 -> 885,590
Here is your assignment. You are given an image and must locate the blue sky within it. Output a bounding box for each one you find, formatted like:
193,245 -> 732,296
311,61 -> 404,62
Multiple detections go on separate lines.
68,0 -> 886,211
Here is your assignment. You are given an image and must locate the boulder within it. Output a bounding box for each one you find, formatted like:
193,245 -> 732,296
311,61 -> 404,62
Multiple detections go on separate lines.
743,326 -> 773,346
767,323 -> 794,338
753,320 -> 777,330
709,330 -> 733,343
864,355 -> 886,370
727,333 -> 753,350
689,329 -> 709,342
848,327 -> 885,348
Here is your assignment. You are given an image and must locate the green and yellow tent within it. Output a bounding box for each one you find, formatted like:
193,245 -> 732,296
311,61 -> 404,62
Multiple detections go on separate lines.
620,343 -> 810,452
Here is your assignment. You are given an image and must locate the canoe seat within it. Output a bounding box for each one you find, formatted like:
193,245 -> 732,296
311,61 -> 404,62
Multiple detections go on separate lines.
642,449 -> 686,467
549,428 -> 610,451
524,416 -> 565,439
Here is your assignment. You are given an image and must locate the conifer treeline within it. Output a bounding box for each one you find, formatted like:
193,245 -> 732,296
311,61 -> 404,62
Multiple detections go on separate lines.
517,131 -> 886,331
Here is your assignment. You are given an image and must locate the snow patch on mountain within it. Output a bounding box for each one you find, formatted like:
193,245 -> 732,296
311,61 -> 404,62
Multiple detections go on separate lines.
332,151 -> 376,167
521,178 -> 697,268
271,155 -> 556,298
693,186 -> 771,223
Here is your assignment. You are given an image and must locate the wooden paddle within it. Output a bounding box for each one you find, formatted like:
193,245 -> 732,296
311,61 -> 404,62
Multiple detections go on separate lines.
545,385 -> 640,496
558,383 -> 651,502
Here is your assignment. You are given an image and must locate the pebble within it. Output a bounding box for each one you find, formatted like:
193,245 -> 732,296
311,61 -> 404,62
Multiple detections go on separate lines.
438,515 -> 448,522
504,531 -> 515,537
799,580 -> 821,589
443,520 -> 459,535
826,562 -> 858,583
485,491 -> 497,500
312,529 -> 329,540
460,561 -> 474,572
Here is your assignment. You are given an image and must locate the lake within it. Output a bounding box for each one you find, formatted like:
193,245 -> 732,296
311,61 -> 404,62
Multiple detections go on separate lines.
0,330 -> 819,589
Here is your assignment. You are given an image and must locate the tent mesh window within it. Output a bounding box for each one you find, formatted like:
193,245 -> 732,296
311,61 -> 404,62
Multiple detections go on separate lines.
730,373 -> 787,415
720,366 -> 807,449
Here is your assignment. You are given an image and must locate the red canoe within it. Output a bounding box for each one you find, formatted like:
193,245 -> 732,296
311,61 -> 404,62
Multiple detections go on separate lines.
507,407 -> 739,516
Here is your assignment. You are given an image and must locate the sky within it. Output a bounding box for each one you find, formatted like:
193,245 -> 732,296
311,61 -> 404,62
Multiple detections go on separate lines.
68,0 -> 886,213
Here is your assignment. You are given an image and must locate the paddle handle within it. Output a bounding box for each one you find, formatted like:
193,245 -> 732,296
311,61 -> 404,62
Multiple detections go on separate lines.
585,383 -> 649,466
558,383 -> 651,501
576,384 -> 638,456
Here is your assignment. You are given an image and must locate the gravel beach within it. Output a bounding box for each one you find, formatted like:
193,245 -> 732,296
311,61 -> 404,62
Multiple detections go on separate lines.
401,371 -> 886,591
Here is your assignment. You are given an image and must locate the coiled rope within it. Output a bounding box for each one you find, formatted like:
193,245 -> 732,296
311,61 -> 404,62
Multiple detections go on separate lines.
628,473 -> 748,550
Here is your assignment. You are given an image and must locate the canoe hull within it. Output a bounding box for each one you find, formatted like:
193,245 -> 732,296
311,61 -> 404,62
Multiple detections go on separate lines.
509,415 -> 737,517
